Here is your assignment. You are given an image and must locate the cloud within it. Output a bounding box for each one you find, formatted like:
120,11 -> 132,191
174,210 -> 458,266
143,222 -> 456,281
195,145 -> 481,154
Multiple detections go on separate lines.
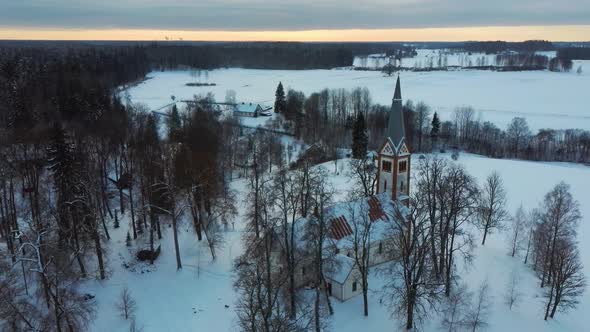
2,0 -> 590,30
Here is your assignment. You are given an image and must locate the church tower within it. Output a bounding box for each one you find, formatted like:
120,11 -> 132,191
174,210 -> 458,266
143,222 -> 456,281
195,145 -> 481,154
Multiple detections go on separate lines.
375,76 -> 411,205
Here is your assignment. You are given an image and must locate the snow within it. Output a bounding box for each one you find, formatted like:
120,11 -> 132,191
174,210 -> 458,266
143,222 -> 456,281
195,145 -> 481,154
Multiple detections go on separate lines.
126,65 -> 590,131
328,254 -> 356,284
331,153 -> 590,332
86,153 -> 590,332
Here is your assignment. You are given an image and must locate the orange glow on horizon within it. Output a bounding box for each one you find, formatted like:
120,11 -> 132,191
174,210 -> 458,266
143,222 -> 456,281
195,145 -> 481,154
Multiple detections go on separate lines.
1,25 -> 589,42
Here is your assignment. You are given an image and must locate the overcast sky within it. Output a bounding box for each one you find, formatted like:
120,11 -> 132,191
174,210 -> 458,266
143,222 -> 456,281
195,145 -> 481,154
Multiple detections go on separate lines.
3,0 -> 590,31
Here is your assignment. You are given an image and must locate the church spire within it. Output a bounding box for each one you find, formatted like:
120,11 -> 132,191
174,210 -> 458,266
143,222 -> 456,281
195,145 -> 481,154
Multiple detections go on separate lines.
393,75 -> 402,100
387,75 -> 405,147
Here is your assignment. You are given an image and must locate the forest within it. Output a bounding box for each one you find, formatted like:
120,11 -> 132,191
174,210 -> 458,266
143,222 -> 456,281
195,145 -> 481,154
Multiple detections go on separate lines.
0,42 -> 588,331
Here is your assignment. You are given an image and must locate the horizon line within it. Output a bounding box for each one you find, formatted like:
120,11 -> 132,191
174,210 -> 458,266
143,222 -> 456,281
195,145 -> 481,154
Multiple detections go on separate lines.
2,25 -> 590,42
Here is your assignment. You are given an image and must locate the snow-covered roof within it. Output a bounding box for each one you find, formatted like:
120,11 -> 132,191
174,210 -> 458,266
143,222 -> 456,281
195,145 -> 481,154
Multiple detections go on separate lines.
280,194 -> 407,251
326,193 -> 406,250
326,254 -> 356,284
235,103 -> 260,113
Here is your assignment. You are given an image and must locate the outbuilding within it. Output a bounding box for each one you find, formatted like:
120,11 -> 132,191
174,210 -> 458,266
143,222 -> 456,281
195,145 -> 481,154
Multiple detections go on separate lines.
234,103 -> 262,117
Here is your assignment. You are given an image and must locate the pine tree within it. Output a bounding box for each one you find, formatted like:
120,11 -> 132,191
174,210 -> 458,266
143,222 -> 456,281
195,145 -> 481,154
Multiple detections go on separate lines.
274,82 -> 286,114
126,231 -> 132,247
430,112 -> 440,151
47,123 -> 81,242
351,112 -> 368,159
167,104 -> 182,142
48,123 -> 79,195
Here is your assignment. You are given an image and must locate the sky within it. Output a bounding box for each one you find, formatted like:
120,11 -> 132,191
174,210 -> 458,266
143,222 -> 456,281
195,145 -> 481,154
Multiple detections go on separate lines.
1,0 -> 590,41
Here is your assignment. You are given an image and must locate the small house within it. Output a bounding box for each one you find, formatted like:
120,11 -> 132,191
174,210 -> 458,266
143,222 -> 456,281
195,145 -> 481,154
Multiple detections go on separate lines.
234,103 -> 262,117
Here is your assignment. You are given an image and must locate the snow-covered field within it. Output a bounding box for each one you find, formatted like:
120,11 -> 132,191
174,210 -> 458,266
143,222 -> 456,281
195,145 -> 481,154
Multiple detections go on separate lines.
126,64 -> 590,131
85,153 -> 590,332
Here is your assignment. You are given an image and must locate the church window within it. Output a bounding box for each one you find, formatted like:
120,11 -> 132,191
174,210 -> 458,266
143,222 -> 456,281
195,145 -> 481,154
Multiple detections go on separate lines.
352,281 -> 357,292
398,160 -> 407,172
378,242 -> 383,254
384,180 -> 387,191
382,161 -> 392,172
400,181 -> 405,193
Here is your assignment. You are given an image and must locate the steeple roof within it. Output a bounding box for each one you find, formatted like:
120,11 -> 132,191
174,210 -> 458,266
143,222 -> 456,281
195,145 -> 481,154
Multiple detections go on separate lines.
387,75 -> 406,147
393,75 -> 402,100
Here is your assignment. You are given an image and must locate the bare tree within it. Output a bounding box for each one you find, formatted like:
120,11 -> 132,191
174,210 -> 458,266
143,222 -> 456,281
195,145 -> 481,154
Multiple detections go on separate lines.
439,164 -> 479,297
415,156 -> 447,279
272,166 -> 303,319
347,157 -> 377,199
128,318 -> 144,332
441,284 -> 471,332
543,238 -> 586,320
346,199 -> 373,316
508,205 -> 527,257
116,287 -> 137,320
504,269 -> 522,310
478,171 -> 508,245
506,117 -> 531,158
415,102 -> 432,151
234,181 -> 311,332
304,167 -> 335,332
0,260 -> 42,331
523,209 -> 537,265
465,279 -> 492,332
537,182 -> 580,289
382,195 -> 441,330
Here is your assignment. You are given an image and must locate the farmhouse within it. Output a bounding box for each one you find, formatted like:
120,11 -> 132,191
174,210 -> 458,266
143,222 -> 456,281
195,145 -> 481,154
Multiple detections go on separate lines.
275,76 -> 412,301
234,102 -> 263,117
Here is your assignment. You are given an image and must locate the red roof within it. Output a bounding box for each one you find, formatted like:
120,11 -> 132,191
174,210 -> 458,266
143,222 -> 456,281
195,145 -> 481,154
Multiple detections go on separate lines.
330,216 -> 353,240
368,196 -> 386,222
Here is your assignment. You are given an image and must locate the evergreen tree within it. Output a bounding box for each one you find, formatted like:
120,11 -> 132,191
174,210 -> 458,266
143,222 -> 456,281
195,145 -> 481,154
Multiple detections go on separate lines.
166,104 -> 182,141
48,123 -> 79,195
47,123 -> 81,242
430,112 -> 440,150
274,82 -> 286,114
351,112 -> 368,159
126,231 -> 132,247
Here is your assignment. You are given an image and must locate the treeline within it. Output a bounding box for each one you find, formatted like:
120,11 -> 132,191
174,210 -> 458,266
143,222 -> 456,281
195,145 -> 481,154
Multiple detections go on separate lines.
0,41 -> 410,73
270,85 -> 590,164
147,42 -> 409,70
405,103 -> 590,164
461,40 -> 555,54
557,47 -> 590,60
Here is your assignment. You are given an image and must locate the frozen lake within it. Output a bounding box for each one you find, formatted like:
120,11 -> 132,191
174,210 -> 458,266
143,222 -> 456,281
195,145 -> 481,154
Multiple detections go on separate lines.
127,63 -> 590,131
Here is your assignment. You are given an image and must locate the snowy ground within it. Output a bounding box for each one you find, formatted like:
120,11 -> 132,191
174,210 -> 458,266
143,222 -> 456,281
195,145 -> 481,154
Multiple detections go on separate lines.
126,64 -> 590,132
85,153 -> 590,332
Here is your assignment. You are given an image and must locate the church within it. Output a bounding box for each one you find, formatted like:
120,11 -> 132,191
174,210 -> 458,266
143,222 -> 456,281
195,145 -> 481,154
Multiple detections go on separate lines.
274,76 -> 412,302
375,75 -> 411,205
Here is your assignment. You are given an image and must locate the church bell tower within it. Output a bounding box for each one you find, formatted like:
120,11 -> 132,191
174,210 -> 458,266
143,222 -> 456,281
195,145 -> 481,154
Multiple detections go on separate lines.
375,75 -> 411,205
